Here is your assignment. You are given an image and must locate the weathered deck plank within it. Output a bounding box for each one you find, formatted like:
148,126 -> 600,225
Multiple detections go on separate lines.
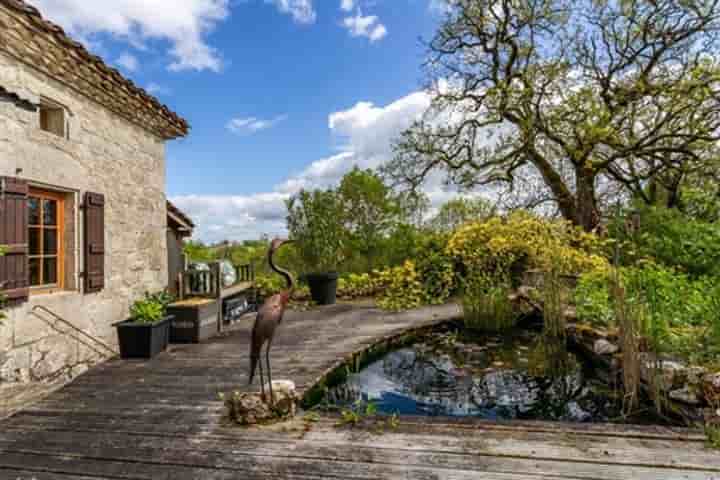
0,303 -> 716,480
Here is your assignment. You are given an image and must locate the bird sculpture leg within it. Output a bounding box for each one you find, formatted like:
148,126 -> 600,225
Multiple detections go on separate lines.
257,348 -> 267,403
266,340 -> 274,405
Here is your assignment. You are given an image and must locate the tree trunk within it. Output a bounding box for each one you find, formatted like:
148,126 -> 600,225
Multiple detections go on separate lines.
575,167 -> 600,231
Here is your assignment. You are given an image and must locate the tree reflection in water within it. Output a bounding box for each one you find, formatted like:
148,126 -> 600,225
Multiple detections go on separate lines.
324,330 -> 630,423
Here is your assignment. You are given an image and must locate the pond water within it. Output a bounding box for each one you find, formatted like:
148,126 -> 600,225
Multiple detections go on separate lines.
324,328 -> 659,424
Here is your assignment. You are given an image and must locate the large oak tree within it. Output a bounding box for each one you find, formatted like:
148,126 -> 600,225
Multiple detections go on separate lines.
384,0 -> 720,230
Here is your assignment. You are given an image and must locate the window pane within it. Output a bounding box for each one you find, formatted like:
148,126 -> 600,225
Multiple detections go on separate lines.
29,197 -> 40,225
29,258 -> 41,286
43,199 -> 58,226
43,257 -> 58,285
29,228 -> 41,255
43,228 -> 58,254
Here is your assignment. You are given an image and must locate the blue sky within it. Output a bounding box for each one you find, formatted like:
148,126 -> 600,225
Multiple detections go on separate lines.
29,0 -> 450,241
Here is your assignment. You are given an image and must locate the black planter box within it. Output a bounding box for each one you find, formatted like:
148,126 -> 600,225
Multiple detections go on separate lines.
167,299 -> 219,343
306,272 -> 339,305
115,316 -> 172,359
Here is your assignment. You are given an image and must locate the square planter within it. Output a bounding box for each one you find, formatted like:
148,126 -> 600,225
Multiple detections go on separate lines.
115,316 -> 172,359
167,298 -> 220,343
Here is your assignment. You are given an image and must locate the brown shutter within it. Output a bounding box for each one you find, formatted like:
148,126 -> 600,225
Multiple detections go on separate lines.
84,191 -> 105,294
0,177 -> 29,303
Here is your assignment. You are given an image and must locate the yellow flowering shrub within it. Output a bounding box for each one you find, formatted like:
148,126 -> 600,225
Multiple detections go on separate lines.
447,211 -> 609,276
376,261 -> 426,311
337,273 -> 383,299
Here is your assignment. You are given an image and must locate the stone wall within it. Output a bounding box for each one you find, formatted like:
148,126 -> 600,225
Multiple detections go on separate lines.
0,51 -> 170,415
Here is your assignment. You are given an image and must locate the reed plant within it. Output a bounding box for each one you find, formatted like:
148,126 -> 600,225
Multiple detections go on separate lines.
461,267 -> 516,332
541,262 -> 567,340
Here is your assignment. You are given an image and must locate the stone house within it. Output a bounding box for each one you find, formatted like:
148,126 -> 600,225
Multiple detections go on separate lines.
0,0 -> 190,413
167,200 -> 195,297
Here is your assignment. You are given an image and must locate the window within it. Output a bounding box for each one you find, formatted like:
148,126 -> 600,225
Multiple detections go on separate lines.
39,100 -> 66,138
28,189 -> 65,290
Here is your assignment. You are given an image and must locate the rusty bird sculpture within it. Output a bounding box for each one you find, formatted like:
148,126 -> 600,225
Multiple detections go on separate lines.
249,238 -> 294,404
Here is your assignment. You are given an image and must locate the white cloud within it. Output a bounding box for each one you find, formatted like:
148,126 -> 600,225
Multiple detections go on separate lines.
175,90 -> 434,242
171,192 -> 291,242
26,0 -> 229,72
341,12 -> 387,42
428,0 -> 451,14
226,115 -> 288,135
146,82 -> 171,96
116,52 -> 139,72
265,0 -> 317,24
340,0 -> 355,12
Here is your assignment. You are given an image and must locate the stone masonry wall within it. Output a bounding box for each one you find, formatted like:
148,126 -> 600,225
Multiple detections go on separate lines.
0,51 -> 169,415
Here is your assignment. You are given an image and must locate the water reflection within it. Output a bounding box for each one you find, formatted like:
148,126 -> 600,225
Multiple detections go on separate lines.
325,330 -> 627,423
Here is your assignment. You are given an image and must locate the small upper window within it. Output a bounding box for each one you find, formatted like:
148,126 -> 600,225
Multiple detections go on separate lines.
39,99 -> 66,138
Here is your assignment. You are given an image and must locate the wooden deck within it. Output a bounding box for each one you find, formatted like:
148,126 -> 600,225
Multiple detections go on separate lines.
0,303 -> 718,479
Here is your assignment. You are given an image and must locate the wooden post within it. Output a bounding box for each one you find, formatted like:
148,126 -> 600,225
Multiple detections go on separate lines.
211,262 -> 223,333
177,272 -> 185,301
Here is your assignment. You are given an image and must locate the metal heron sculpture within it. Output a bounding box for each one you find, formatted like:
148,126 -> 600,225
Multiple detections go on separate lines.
248,238 -> 294,404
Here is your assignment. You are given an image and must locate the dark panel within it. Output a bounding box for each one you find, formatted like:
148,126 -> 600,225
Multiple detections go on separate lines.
83,191 -> 105,294
0,177 -> 29,303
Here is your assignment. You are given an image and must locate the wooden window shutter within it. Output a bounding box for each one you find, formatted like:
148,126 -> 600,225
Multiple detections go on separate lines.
0,177 -> 30,303
84,192 -> 105,294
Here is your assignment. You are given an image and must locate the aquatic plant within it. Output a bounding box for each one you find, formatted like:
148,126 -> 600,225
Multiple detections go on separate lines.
540,260 -> 567,341
461,268 -> 516,332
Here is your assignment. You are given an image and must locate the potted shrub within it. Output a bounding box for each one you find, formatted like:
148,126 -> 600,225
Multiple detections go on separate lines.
115,292 -> 174,359
286,189 -> 345,305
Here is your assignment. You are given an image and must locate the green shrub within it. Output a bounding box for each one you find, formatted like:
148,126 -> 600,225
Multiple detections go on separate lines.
376,261 -> 425,311
413,234 -> 455,305
574,263 -> 720,364
447,211 -> 609,278
286,189 -> 346,273
612,207 -> 720,277
337,273 -> 382,299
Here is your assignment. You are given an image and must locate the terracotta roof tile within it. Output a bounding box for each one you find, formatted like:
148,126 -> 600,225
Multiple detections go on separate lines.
0,0 -> 189,139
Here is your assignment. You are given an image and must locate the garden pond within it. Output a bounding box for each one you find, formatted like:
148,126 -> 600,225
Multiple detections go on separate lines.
322,327 -> 669,424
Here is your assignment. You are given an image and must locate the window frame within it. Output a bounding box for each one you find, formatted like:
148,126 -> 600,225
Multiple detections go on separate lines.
28,187 -> 65,294
38,98 -> 68,139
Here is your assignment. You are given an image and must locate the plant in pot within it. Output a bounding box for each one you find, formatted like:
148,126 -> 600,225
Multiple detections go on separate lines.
286,188 -> 345,305
115,291 -> 174,359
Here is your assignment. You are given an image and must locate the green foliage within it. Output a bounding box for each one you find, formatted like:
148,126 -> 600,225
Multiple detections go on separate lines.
574,264 -> 720,365
541,263 -> 567,340
413,234 -> 455,304
461,268 -> 516,332
429,197 -> 496,232
375,223 -> 425,269
611,207 -> 720,277
338,400 -> 378,427
286,188 -> 346,273
447,211 -> 609,279
338,167 -> 402,271
681,185 -> 720,223
130,291 -> 171,324
183,240 -> 216,263
705,425 -> 720,450
375,261 -> 426,311
337,273 -> 383,299
254,273 -> 310,302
